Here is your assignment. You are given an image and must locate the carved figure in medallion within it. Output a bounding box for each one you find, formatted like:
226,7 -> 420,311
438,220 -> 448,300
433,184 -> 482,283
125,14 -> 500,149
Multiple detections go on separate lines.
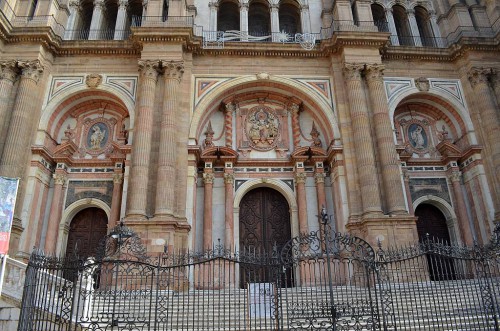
245,107 -> 280,151
409,124 -> 426,149
88,123 -> 107,149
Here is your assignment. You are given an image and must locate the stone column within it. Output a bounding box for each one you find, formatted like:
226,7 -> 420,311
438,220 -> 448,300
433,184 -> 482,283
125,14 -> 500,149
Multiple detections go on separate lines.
315,169 -> 326,238
240,2 -> 249,41
270,4 -> 280,41
44,173 -> 67,253
224,102 -> 234,148
385,7 -> 399,45
0,61 -> 19,159
448,171 -> 474,246
407,9 -> 422,46
343,63 -> 382,216
428,11 -> 444,47
0,60 -> 43,179
468,67 -> 500,221
114,0 -> 129,40
88,0 -> 106,40
295,170 -> 308,234
155,60 -> 184,218
209,2 -> 218,32
64,0 -> 82,40
300,4 -> 311,34
492,69 -> 500,107
290,102 -> 301,147
402,169 -> 413,214
364,64 -> 407,215
126,60 -> 160,219
109,173 -> 124,230
203,170 -> 214,249
224,170 -> 234,248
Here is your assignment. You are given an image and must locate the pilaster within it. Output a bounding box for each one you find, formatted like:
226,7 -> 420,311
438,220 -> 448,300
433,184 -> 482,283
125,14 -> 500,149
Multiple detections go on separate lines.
44,172 -> 67,253
295,167 -> 308,234
224,167 -> 234,248
448,171 -> 474,246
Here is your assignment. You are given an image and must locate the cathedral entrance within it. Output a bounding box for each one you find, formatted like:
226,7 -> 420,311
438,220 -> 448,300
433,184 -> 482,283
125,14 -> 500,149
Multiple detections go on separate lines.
415,203 -> 455,280
239,187 -> 292,286
65,207 -> 108,259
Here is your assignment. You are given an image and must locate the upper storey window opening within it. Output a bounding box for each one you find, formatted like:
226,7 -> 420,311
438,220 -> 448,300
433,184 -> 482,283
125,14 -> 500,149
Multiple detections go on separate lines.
279,2 -> 301,35
415,6 -> 435,47
393,5 -> 413,46
371,3 -> 388,32
217,0 -> 240,31
248,1 -> 271,36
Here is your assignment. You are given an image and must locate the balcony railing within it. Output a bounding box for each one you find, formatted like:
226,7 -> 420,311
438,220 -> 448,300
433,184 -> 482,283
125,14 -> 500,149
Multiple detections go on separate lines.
64,28 -> 130,41
131,15 -> 194,28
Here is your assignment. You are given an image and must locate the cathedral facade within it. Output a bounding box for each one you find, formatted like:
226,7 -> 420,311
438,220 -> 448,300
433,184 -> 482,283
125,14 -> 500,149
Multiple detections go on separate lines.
0,0 -> 498,262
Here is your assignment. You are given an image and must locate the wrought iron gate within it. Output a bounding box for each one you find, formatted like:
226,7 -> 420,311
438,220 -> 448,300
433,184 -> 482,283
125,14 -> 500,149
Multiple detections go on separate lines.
17,222 -> 500,331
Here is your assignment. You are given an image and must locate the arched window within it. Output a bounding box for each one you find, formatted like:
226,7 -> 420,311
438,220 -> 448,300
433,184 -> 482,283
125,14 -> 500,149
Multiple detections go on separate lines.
393,5 -> 412,46
79,0 -> 94,40
129,0 -> 143,30
103,1 -> 118,39
218,0 -> 240,32
371,3 -> 388,32
279,2 -> 301,35
248,1 -> 270,36
27,0 -> 38,20
415,6 -> 435,47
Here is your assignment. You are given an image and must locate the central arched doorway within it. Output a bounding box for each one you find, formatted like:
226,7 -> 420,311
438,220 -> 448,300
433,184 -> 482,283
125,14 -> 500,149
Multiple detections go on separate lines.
239,187 -> 292,286
415,203 -> 455,281
65,207 -> 108,259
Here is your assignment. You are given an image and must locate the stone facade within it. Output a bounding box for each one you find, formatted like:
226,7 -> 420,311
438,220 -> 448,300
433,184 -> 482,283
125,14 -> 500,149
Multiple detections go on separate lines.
0,0 -> 498,265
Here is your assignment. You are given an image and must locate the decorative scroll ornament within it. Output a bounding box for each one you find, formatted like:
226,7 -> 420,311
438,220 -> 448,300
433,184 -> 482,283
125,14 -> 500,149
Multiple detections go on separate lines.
85,74 -> 103,88
245,106 -> 280,151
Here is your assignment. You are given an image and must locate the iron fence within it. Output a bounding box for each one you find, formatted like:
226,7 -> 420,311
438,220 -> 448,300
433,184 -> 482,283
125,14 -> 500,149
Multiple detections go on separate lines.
17,221 -> 500,331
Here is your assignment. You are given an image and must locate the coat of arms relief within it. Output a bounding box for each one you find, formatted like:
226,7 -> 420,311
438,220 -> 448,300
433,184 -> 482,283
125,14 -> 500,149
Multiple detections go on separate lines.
244,106 -> 282,152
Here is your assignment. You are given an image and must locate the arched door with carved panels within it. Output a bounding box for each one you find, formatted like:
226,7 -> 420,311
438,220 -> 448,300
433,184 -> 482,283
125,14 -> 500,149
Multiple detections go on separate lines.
65,207 -> 108,259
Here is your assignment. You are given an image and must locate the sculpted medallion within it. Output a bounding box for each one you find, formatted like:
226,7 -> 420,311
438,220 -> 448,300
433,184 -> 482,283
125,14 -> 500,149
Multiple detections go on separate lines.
87,122 -> 108,150
245,106 -> 280,151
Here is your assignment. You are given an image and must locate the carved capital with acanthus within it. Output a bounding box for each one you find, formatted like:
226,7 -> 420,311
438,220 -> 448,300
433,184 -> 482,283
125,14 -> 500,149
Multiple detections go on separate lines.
364,64 -> 385,82
239,3 -> 249,10
53,173 -> 67,185
118,0 -> 128,8
68,0 -> 81,9
224,102 -> 236,113
468,67 -> 491,89
343,63 -> 364,81
288,102 -> 300,114
113,173 -> 124,184
138,60 -> 160,81
18,60 -> 44,83
208,2 -> 218,9
314,172 -> 326,184
162,60 -> 185,82
295,172 -> 307,184
94,0 -> 106,9
448,171 -> 462,183
402,169 -> 410,181
0,60 -> 19,82
203,172 -> 214,184
224,173 -> 235,185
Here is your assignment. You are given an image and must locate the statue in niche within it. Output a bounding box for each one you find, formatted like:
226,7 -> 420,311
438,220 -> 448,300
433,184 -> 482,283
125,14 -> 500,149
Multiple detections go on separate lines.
408,124 -> 427,149
89,123 -> 107,150
310,122 -> 322,147
245,107 -> 280,151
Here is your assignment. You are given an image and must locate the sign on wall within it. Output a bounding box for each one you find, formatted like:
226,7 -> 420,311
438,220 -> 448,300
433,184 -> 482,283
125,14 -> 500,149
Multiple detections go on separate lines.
0,176 -> 19,255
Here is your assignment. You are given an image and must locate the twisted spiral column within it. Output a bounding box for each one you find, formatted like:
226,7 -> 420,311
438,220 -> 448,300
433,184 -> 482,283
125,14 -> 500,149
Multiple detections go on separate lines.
224,102 -> 234,148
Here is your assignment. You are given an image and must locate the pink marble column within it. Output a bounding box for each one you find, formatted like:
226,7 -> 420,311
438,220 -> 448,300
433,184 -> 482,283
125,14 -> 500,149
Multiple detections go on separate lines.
295,170 -> 309,234
126,60 -> 160,218
468,67 -> 500,222
155,60 -> 184,217
0,61 -> 19,158
315,170 -> 327,240
365,64 -> 407,215
449,171 -> 474,246
44,173 -> 67,253
109,172 -> 124,231
203,170 -> 214,249
224,171 -> 234,248
343,63 -> 382,216
0,60 -> 44,179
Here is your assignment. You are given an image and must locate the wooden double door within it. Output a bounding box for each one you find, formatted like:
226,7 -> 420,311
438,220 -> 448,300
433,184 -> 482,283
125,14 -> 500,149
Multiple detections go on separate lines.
65,207 -> 108,259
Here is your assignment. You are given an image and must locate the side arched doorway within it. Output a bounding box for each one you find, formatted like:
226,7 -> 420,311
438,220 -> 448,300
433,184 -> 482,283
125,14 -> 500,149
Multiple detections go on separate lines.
239,187 -> 292,286
65,207 -> 108,259
415,204 -> 455,281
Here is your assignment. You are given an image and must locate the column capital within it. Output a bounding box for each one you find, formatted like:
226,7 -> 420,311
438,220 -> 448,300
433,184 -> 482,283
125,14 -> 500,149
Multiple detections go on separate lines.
138,60 -> 160,80
162,60 -> 185,82
224,173 -> 235,184
0,60 -> 19,82
364,64 -> 385,82
314,172 -> 326,184
118,0 -> 128,8
94,0 -> 105,9
490,68 -> 500,87
287,101 -> 300,114
224,101 -> 236,113
402,169 -> 410,181
18,60 -> 44,83
53,173 -> 67,185
295,172 -> 307,184
69,0 -> 81,9
240,3 -> 249,10
406,8 -> 415,16
209,2 -> 218,9
203,172 -> 215,184
300,4 -> 309,10
343,63 -> 364,81
270,4 -> 279,10
448,171 -> 462,183
468,67 -> 491,88
113,173 -> 124,184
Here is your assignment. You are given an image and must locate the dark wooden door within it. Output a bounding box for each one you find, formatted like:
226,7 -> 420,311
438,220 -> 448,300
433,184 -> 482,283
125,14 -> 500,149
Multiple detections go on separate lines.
415,204 -> 455,281
66,207 -> 108,259
239,188 -> 292,287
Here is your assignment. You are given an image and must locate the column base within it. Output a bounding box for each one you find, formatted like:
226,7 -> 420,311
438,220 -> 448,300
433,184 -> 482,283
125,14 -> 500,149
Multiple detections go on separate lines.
124,217 -> 191,254
346,214 -> 418,249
